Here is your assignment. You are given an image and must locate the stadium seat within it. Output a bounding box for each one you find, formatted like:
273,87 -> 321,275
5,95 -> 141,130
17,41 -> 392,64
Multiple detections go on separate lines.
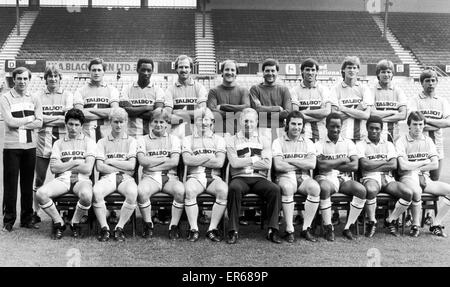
53,193 -> 95,236
17,8 -> 195,62
224,163 -> 268,230
421,193 -> 439,228
213,9 -> 401,64
102,191 -> 137,237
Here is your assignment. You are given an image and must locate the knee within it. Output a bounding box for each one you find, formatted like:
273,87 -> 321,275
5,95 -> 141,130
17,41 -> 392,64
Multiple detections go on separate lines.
400,187 -> 413,202
279,182 -> 295,196
125,188 -> 137,203
36,187 -> 48,203
92,186 -> 104,203
352,183 -> 367,199
305,181 -> 320,197
412,190 -> 422,202
173,183 -> 185,202
215,183 -> 228,201
268,183 -> 281,198
319,182 -> 332,199
365,186 -> 378,200
228,182 -> 243,197
78,189 -> 93,204
184,184 -> 197,201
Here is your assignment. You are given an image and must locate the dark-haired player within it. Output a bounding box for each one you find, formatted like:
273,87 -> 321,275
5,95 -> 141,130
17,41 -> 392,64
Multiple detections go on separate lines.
74,58 -> 119,141
315,112 -> 367,241
272,111 -> 320,242
396,111 -> 450,237
36,108 -> 95,239
356,115 -> 413,237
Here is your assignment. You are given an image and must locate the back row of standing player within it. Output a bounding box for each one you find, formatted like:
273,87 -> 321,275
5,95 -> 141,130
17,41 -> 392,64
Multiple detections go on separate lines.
1,55 -> 450,243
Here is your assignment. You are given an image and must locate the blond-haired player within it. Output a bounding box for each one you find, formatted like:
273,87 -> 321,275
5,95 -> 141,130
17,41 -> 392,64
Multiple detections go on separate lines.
136,108 -> 185,239
92,108 -> 138,242
182,108 -> 228,242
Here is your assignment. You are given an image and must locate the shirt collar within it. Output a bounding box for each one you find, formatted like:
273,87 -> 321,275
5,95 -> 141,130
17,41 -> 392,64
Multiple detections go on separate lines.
364,137 -> 387,145
300,82 -> 317,89
45,87 -> 63,94
107,133 -> 129,141
88,80 -> 107,87
133,81 -> 154,88
325,135 -> 345,143
283,133 -> 305,142
193,129 -> 214,138
237,130 -> 259,139
149,130 -> 168,139
175,77 -> 195,87
376,83 -> 393,90
10,88 -> 31,98
341,81 -> 360,88
419,91 -> 438,99
406,133 -> 425,142
64,133 -> 85,141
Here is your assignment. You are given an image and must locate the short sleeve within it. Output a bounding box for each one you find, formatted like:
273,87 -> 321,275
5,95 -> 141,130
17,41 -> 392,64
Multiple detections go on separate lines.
355,141 -> 366,158
215,135 -> 226,154
64,91 -> 74,111
127,138 -> 137,159
109,86 -> 120,105
306,138 -> 317,156
271,138 -> 283,158
119,84 -> 131,101
427,137 -> 438,159
396,87 -> 407,108
170,135 -> 181,154
441,97 -> 450,119
95,138 -> 106,161
362,85 -> 374,106
328,85 -> 339,107
408,95 -> 419,113
289,87 -> 299,107
155,86 -> 165,104
85,137 -> 97,158
315,141 -> 324,156
181,136 -> 193,154
196,82 -> 208,105
395,136 -> 407,158
319,85 -> 332,107
50,140 -> 61,160
261,135 -> 272,159
347,139 -> 359,157
164,87 -> 174,109
386,141 -> 398,160
73,87 -> 84,107
136,137 -> 146,155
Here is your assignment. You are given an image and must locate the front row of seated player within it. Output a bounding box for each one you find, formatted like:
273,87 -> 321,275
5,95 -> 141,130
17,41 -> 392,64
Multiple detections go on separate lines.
36,107 -> 450,243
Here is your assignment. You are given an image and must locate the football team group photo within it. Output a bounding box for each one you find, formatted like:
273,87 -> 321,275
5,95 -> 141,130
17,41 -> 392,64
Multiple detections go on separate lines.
1,0 -> 450,267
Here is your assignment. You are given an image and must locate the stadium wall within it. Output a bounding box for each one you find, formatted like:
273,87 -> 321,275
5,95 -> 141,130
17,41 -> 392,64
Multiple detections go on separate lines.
207,0 -> 450,13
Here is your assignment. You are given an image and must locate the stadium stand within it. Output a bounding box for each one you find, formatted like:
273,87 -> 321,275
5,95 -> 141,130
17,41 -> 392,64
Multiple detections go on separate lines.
212,10 -> 401,64
16,8 -> 195,62
385,13 -> 450,66
0,8 -> 20,50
